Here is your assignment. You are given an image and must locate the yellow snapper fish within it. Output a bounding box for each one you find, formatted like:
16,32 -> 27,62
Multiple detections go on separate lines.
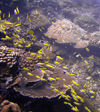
14,7 -> 20,15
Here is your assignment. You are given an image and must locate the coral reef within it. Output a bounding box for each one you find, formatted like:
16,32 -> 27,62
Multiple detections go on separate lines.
0,20 -> 13,32
0,46 -> 20,68
0,1 -> 100,111
25,10 -> 49,29
68,55 -> 100,112
0,46 -> 76,99
14,66 -> 76,98
0,95 -> 21,112
9,48 -> 76,98
46,19 -> 90,48
90,31 -> 100,46
0,46 -> 23,89
73,14 -> 99,32
46,19 -> 100,48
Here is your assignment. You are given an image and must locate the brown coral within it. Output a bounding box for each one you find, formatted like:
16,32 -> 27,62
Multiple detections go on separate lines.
0,45 -> 76,100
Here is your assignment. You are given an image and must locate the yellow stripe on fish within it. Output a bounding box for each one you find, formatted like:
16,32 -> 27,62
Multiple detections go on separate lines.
45,64 -> 55,69
71,106 -> 79,112
84,106 -> 91,112
64,102 -> 73,107
85,47 -> 90,52
36,75 -> 47,81
14,7 -> 20,15
23,67 -> 30,71
48,77 -> 56,81
72,80 -> 79,86
27,72 -> 34,76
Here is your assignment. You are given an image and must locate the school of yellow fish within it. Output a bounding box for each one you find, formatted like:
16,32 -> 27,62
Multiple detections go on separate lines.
0,7 -> 97,112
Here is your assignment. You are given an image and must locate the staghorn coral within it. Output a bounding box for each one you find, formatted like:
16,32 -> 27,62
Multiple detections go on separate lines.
46,19 -> 90,48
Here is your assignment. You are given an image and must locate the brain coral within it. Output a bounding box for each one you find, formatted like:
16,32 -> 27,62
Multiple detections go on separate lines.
46,19 -> 90,48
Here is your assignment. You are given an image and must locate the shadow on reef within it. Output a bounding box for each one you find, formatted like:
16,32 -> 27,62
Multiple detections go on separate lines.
5,88 -> 75,112
75,46 -> 100,58
0,32 -> 6,40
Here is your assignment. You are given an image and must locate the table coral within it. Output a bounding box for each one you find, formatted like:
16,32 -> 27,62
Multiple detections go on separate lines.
14,66 -> 76,99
